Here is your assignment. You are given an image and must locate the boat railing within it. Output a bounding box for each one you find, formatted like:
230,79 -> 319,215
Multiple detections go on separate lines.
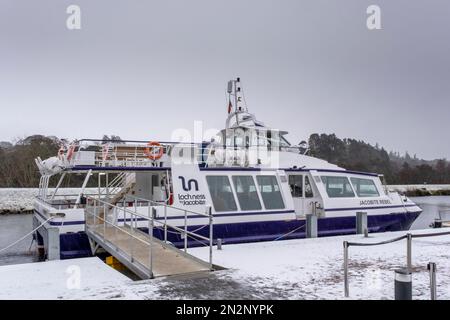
69,141 -> 208,168
84,195 -> 213,276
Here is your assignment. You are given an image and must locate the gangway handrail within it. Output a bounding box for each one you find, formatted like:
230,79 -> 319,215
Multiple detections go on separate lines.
84,195 -> 213,278
86,196 -> 211,242
343,230 -> 450,297
127,195 -> 211,218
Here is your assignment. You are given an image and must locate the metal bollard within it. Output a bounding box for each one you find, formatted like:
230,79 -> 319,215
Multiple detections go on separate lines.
356,212 -> 368,235
364,228 -> 369,238
427,262 -> 437,300
433,219 -> 442,229
394,268 -> 412,300
306,214 -> 318,238
217,238 -> 222,250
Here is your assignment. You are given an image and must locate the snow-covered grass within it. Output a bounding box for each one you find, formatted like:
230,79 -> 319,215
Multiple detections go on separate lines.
3,228 -> 448,300
388,184 -> 450,192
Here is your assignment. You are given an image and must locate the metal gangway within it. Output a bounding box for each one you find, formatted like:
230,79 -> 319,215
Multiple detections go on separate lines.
84,196 -> 214,279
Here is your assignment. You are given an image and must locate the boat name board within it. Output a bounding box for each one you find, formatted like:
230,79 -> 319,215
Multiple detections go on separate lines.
359,199 -> 392,206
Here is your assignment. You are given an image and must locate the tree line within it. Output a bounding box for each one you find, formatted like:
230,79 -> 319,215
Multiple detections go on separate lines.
308,133 -> 450,184
0,133 -> 449,187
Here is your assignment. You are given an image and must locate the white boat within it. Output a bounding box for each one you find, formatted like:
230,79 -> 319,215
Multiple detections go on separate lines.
33,78 -> 422,260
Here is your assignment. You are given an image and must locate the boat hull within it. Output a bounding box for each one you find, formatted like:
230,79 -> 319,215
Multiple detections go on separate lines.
47,210 -> 421,259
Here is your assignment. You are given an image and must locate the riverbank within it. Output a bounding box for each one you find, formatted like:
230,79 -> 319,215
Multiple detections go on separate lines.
2,186 -> 450,214
388,184 -> 450,197
0,188 -> 96,214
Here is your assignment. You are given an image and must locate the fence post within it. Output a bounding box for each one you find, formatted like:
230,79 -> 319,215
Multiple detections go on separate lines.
184,210 -> 188,252
149,207 -> 156,279
306,214 -> 318,238
343,241 -> 349,297
428,262 -> 437,300
207,205 -> 213,270
164,205 -> 168,243
103,203 -> 106,241
217,238 -> 223,250
356,212 -> 368,235
406,233 -> 412,270
395,268 -> 412,300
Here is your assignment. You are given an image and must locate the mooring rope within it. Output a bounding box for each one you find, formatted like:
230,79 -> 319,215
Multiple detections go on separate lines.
0,216 -> 54,254
273,223 -> 306,241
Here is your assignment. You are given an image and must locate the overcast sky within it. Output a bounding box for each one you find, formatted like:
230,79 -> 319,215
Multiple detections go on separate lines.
0,0 -> 449,159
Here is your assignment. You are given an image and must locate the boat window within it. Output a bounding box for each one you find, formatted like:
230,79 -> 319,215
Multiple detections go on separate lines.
305,176 -> 314,198
232,176 -> 262,210
256,176 -> 285,209
350,177 -> 380,197
234,136 -> 244,147
288,175 -> 303,198
206,176 -> 238,212
251,130 -> 268,147
321,176 -> 355,198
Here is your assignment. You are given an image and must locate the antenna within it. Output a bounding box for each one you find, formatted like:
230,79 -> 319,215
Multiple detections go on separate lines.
227,80 -> 233,94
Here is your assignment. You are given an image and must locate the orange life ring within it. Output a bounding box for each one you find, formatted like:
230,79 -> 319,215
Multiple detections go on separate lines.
144,141 -> 164,160
67,144 -> 76,161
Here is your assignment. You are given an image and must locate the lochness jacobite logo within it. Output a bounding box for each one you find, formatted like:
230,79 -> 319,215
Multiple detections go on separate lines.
178,176 -> 199,192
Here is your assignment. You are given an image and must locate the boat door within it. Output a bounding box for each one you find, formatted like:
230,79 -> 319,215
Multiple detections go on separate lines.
288,174 -> 319,217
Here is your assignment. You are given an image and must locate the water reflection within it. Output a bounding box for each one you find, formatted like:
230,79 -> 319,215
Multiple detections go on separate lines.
410,196 -> 450,229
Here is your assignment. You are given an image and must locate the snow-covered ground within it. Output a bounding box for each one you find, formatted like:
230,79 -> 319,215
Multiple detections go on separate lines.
0,188 -> 97,213
0,257 -> 130,299
2,228 -> 449,300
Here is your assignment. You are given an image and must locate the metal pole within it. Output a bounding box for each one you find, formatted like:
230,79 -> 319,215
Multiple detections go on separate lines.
428,262 -> 437,300
134,199 -> 138,229
217,239 -> 222,250
407,233 -> 412,270
344,241 -> 349,298
103,203 -> 106,241
130,210 -> 134,263
106,173 -> 109,200
150,207 -> 156,279
184,210 -> 188,252
164,205 -> 167,243
208,206 -> 213,270
94,199 -> 97,227
356,212 -> 368,235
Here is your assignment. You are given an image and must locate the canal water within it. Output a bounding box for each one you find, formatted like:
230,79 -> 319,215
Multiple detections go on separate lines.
0,196 -> 449,267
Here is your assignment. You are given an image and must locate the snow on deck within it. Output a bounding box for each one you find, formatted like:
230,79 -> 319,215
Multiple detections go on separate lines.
2,229 -> 450,299
0,257 -> 131,299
